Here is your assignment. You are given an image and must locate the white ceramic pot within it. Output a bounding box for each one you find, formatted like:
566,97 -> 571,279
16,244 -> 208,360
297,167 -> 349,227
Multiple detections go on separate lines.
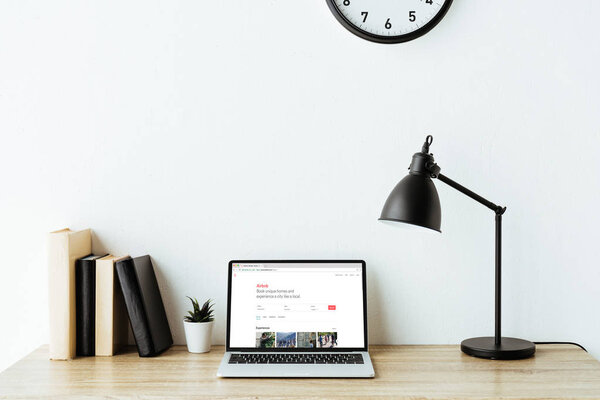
183,320 -> 214,353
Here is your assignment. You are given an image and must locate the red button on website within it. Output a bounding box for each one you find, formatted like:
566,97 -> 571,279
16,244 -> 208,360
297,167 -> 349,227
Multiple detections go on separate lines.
328,305 -> 336,310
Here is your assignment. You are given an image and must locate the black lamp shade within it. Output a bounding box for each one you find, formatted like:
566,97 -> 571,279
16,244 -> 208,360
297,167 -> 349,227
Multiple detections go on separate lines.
379,174 -> 442,232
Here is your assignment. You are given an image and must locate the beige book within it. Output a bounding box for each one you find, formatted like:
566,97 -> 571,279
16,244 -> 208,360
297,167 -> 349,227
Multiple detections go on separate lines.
95,255 -> 130,356
48,228 -> 92,360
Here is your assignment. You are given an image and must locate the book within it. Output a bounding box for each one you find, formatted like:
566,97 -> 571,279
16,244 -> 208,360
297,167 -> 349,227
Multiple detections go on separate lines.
48,228 -> 92,360
75,254 -> 106,356
116,255 -> 173,357
95,255 -> 130,356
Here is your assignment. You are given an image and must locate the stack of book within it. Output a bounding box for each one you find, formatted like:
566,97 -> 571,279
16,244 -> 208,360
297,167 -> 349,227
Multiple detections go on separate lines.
48,228 -> 173,359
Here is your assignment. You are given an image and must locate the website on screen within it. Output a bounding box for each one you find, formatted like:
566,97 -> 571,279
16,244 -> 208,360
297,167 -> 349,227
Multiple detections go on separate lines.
229,262 -> 364,349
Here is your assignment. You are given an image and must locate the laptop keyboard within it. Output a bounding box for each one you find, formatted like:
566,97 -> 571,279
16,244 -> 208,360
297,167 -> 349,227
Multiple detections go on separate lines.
228,353 -> 364,364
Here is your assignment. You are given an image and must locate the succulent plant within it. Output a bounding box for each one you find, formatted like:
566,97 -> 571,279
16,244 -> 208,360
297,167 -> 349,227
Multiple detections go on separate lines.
185,297 -> 214,323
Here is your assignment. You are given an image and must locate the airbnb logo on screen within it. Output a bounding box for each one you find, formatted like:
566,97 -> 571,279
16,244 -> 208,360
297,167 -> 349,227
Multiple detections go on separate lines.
256,283 -> 269,288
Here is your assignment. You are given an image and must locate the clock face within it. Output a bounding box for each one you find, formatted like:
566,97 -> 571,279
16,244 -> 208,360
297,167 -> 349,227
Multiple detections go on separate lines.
326,0 -> 453,44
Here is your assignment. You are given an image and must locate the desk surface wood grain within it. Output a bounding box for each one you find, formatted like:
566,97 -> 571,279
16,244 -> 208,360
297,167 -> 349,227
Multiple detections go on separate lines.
1,344 -> 600,399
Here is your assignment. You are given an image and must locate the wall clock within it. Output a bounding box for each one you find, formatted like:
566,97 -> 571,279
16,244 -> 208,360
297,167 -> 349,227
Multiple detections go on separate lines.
326,0 -> 453,44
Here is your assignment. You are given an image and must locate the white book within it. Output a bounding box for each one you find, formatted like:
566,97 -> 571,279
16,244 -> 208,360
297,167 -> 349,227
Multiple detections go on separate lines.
95,254 -> 130,356
48,228 -> 91,360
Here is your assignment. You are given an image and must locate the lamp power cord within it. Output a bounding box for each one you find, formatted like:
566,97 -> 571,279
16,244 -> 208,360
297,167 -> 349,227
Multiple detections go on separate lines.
534,341 -> 588,352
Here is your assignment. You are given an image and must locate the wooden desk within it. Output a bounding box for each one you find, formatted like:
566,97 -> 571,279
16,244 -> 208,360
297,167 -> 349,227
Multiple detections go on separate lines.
1,344 -> 600,399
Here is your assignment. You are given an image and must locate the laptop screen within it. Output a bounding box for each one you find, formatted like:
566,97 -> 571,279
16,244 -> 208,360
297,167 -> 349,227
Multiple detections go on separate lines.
227,260 -> 367,351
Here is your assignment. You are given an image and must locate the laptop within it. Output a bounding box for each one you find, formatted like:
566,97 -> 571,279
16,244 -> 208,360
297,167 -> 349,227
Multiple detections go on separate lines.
217,260 -> 375,378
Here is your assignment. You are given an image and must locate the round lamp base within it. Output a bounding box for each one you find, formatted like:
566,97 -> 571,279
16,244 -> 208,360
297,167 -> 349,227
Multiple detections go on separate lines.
461,337 -> 536,360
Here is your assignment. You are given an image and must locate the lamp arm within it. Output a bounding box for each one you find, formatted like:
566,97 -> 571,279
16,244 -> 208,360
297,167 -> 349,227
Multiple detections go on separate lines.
435,173 -> 506,215
435,171 -> 505,346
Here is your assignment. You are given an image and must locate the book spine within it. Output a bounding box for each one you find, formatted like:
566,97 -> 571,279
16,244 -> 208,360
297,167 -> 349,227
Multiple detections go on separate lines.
76,259 -> 96,356
133,256 -> 173,356
116,258 -> 155,357
95,259 -> 114,356
48,233 -> 70,360
48,229 -> 91,360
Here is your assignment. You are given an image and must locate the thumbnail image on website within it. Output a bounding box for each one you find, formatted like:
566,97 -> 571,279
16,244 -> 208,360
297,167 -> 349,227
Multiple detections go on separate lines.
255,331 -> 331,349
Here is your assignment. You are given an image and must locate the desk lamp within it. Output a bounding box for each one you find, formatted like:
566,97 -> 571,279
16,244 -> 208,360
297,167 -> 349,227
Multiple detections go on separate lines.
379,135 -> 535,360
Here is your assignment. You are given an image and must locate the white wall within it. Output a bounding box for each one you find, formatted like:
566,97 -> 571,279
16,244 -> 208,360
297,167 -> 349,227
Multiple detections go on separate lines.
1,0 -> 599,372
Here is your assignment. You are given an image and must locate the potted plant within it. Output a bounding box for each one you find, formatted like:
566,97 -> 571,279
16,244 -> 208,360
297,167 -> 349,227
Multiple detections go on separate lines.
183,297 -> 214,353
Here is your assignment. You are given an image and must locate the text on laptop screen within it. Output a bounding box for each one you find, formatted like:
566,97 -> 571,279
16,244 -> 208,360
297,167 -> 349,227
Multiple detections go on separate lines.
229,262 -> 364,349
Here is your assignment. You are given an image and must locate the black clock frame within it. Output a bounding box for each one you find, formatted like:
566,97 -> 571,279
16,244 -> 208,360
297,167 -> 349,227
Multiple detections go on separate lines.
326,0 -> 454,44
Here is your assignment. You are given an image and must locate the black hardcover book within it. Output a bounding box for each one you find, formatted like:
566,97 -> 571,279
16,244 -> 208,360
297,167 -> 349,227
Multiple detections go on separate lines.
116,255 -> 173,357
75,254 -> 106,356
